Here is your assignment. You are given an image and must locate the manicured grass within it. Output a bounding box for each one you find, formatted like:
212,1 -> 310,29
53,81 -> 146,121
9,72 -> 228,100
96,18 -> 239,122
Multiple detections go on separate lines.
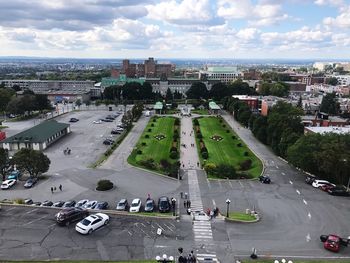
191,109 -> 209,115
195,116 -> 263,178
244,261 -> 350,263
138,212 -> 173,217
228,212 -> 256,221
0,125 -> 8,129
128,116 -> 180,174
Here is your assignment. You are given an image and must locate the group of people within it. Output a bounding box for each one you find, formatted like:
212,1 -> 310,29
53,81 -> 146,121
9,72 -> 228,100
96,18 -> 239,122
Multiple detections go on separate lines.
51,184 -> 63,193
178,247 -> 196,263
206,207 -> 219,219
183,199 -> 191,208
63,147 -> 71,155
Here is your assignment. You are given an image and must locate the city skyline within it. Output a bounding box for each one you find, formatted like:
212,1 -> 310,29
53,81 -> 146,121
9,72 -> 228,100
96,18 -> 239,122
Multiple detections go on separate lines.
0,0 -> 350,59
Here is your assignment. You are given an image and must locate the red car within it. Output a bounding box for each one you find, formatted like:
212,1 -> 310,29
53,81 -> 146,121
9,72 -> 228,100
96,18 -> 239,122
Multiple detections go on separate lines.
320,234 -> 348,252
320,183 -> 336,192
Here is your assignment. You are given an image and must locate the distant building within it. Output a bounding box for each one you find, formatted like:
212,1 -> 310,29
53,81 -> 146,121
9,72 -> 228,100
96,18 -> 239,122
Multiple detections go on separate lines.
121,57 -> 173,78
330,75 -> 350,86
199,67 -> 242,83
304,126 -> 350,135
260,96 -> 286,116
0,120 -> 70,151
232,95 -> 259,111
243,69 -> 262,80
301,112 -> 349,127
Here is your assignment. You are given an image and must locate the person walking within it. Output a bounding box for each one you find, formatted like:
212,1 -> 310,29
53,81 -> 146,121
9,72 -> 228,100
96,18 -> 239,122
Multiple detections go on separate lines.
51,187 -> 53,194
59,184 -> 62,191
54,186 -> 56,191
188,200 -> 191,208
184,200 -> 187,208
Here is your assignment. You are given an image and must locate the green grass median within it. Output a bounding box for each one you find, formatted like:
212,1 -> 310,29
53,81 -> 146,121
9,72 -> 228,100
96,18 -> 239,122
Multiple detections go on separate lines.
228,212 -> 256,222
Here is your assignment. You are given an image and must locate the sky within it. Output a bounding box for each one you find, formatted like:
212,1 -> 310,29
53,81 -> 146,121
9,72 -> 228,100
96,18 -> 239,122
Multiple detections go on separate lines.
0,0 -> 349,59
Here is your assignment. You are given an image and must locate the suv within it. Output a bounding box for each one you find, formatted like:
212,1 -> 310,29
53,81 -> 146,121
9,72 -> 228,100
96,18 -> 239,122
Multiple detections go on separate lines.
55,208 -> 89,226
259,175 -> 271,184
158,196 -> 171,213
7,170 -> 21,180
312,180 -> 332,188
305,175 -> 317,185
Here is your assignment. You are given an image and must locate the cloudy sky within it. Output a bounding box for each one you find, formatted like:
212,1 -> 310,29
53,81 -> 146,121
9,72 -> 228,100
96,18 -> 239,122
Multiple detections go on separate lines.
0,0 -> 349,59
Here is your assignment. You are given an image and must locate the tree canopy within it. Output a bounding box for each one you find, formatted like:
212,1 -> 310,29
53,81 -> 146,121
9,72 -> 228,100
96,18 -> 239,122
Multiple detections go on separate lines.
186,82 -> 208,99
13,148 -> 50,177
320,93 -> 339,115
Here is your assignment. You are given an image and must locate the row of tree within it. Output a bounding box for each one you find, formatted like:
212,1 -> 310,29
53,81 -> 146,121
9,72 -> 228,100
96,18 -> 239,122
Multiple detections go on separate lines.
259,82 -> 290,97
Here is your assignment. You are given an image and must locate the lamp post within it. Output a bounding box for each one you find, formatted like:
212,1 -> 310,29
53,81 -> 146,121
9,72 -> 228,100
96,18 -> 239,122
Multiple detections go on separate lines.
156,254 -> 174,263
226,199 -> 231,218
171,198 -> 176,216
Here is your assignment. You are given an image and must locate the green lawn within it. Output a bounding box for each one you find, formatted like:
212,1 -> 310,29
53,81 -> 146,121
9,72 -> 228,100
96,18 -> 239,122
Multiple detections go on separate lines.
191,109 -> 209,115
128,116 -> 180,175
228,212 -> 256,221
195,117 -> 262,178
138,212 -> 173,217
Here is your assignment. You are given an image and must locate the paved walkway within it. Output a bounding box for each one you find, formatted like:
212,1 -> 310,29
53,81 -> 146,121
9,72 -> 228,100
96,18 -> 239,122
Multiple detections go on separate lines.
180,117 -> 200,169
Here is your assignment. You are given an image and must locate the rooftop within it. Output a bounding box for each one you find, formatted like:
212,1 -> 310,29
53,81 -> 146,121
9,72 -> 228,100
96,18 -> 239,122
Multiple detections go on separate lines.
209,101 -> 220,110
154,101 -> 163,110
305,126 -> 350,135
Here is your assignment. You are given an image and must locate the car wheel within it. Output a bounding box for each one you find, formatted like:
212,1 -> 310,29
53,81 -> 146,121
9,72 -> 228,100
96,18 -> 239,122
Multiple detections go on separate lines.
104,219 -> 109,225
88,229 -> 93,235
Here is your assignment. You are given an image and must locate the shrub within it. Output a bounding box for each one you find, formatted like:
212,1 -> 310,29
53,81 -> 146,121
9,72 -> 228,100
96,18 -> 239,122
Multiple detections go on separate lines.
219,119 -> 223,123
160,159 -> 171,169
96,179 -> 114,191
204,163 -> 216,174
232,135 -> 236,140
141,142 -> 147,146
197,133 -> 203,139
222,124 -> 226,128
200,147 -> 208,153
244,151 -> 249,156
170,151 -> 178,159
174,118 -> 180,126
151,123 -> 154,127
174,129 -> 179,135
216,164 -> 236,179
173,134 -> 179,140
167,163 -> 179,178
226,130 -> 230,133
153,118 -> 157,122
193,119 -> 199,126
139,158 -> 156,169
170,146 -> 178,153
14,198 -> 24,204
240,159 -> 252,171
137,150 -> 142,155
148,128 -> 152,132
202,151 -> 208,159
237,143 -> 242,147
145,134 -> 150,138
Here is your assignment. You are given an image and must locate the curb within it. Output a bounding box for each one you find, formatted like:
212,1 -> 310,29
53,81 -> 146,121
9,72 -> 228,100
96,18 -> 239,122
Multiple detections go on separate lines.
130,165 -> 179,181
224,214 -> 260,224
0,203 -> 177,220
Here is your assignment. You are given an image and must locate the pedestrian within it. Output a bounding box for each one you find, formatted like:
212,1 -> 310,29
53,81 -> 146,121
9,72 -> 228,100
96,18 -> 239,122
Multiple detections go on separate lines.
54,186 -> 56,191
210,210 -> 214,220
184,200 -> 187,208
59,184 -> 62,191
51,187 -> 53,194
182,163 -> 185,168
188,200 -> 191,208
197,162 -> 199,167
147,193 -> 150,200
184,192 -> 188,199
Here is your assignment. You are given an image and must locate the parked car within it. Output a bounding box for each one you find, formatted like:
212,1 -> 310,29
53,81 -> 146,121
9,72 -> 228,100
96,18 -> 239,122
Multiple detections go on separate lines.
33,201 -> 41,206
55,208 -> 89,226
327,187 -> 350,196
158,196 -> 171,213
259,175 -> 271,184
69,118 -> 79,122
305,175 -> 317,185
52,201 -> 65,207
105,115 -> 116,120
144,199 -> 155,212
101,118 -> 113,122
116,199 -> 129,211
94,201 -> 109,210
1,179 -> 17,190
75,213 -> 109,235
111,129 -> 122,135
320,183 -> 336,192
103,139 -> 114,145
75,199 -> 89,208
312,180 -> 333,188
93,120 -> 102,124
24,198 -> 33,205
7,170 -> 21,180
41,200 -> 53,207
83,200 -> 98,209
24,177 -> 38,188
129,198 -> 142,213
62,200 -> 76,208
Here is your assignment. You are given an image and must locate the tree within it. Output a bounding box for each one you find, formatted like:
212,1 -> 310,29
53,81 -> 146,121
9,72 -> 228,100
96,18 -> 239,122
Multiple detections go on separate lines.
35,94 -> 52,112
75,99 -> 82,108
165,88 -> 173,101
186,82 -> 208,99
326,77 -> 338,86
13,148 -> 50,178
320,93 -> 339,115
122,82 -> 142,101
209,82 -> 228,101
121,110 -> 133,129
228,79 -> 255,95
140,82 -> 154,100
0,88 -> 14,112
0,148 -> 9,181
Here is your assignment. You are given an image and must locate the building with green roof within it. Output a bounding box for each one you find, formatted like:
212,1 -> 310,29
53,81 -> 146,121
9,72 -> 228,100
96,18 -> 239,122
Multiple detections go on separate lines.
101,74 -> 145,90
0,120 -> 70,151
209,101 -> 221,114
154,101 -> 164,114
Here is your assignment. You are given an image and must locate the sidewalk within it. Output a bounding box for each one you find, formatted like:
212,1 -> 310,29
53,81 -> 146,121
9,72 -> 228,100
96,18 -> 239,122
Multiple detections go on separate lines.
179,117 -> 200,170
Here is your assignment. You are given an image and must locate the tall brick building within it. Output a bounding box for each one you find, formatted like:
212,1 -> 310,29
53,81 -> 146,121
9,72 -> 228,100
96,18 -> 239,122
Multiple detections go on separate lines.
121,57 -> 173,78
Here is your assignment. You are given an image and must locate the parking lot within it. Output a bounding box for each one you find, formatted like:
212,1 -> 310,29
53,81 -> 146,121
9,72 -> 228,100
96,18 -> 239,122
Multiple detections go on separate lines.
0,205 -> 191,261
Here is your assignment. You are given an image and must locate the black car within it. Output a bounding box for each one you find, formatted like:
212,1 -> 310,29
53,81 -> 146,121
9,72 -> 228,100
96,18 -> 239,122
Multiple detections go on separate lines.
111,129 -> 122,135
33,201 -> 41,206
94,201 -> 109,210
52,201 -> 65,207
24,198 -> 33,205
305,175 -> 317,185
103,139 -> 114,145
259,175 -> 271,184
116,199 -> 128,211
327,187 -> 350,196
41,200 -> 53,207
101,118 -> 113,122
144,199 -> 155,212
24,178 -> 38,188
105,115 -> 116,120
69,118 -> 79,122
158,196 -> 170,213
55,208 -> 89,226
62,200 -> 76,208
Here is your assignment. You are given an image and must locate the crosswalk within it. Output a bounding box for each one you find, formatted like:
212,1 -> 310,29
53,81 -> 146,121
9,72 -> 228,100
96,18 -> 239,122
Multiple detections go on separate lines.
188,169 -> 219,262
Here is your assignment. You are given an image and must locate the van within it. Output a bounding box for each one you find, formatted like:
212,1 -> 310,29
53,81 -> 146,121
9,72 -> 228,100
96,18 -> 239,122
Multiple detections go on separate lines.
312,180 -> 331,188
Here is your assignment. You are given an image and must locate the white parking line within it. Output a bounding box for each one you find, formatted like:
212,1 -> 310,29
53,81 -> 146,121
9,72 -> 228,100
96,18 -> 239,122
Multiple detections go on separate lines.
282,172 -> 285,176
238,180 -> 243,188
25,208 -> 39,214
289,180 -> 293,185
23,215 -> 48,226
168,222 -> 175,228
296,189 -> 301,195
127,231 -> 132,236
163,224 -> 174,232
207,179 -> 211,189
212,199 -> 216,207
303,199 -> 308,205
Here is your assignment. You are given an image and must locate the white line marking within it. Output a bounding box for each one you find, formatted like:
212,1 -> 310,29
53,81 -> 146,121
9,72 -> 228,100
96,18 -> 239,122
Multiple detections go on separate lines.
308,212 -> 312,219
289,180 -> 293,185
25,208 -> 38,214
276,166 -> 279,169
23,215 -> 48,226
233,255 -> 350,259
238,180 -> 243,188
168,222 -> 175,228
207,179 -> 211,189
306,233 -> 311,242
229,180 -> 233,188
127,231 -> 132,236
196,253 -> 217,257
212,199 -> 216,207
218,181 -> 223,188
282,172 -> 286,176
296,189 -> 300,195
303,199 -> 308,205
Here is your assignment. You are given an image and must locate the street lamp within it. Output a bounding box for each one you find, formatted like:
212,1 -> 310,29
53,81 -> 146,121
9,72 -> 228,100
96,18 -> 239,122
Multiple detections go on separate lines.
226,199 -> 231,218
171,198 -> 176,216
156,254 -> 174,263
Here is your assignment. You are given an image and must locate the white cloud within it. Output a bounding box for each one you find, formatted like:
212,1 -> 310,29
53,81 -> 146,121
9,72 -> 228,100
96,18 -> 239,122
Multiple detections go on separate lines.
236,28 -> 260,41
323,6 -> 350,28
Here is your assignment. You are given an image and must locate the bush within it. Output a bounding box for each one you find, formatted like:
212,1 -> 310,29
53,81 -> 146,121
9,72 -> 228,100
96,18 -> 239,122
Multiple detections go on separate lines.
96,179 -> 114,191
226,130 -> 230,133
153,118 -> 157,122
145,134 -> 150,138
219,119 -> 223,123
137,150 -> 142,155
244,151 -> 249,156
232,135 -> 236,140
174,118 -> 180,126
148,128 -> 152,132
240,159 -> 252,171
173,134 -> 179,140
193,119 -> 199,126
216,164 -> 236,179
200,147 -> 208,153
170,146 -> 178,153
174,129 -> 179,135
237,143 -> 242,147
222,124 -> 226,128
160,159 -> 171,169
197,133 -> 203,139
139,158 -> 156,169
202,151 -> 208,159
204,163 -> 216,174
151,123 -> 154,127
141,142 -> 147,146
170,151 -> 178,159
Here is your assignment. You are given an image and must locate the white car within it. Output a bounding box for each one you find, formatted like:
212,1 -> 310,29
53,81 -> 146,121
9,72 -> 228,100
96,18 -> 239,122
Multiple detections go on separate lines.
192,210 -> 210,221
312,180 -> 332,188
129,198 -> 142,213
1,179 -> 16,190
83,200 -> 98,209
75,199 -> 89,208
75,213 -> 109,235
93,120 -> 102,124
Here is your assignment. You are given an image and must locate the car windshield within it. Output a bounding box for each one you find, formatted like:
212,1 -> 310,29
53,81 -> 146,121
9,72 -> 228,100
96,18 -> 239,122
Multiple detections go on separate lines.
96,203 -> 104,208
81,219 -> 91,226
131,202 -> 139,207
160,201 -> 169,207
146,202 -> 153,207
